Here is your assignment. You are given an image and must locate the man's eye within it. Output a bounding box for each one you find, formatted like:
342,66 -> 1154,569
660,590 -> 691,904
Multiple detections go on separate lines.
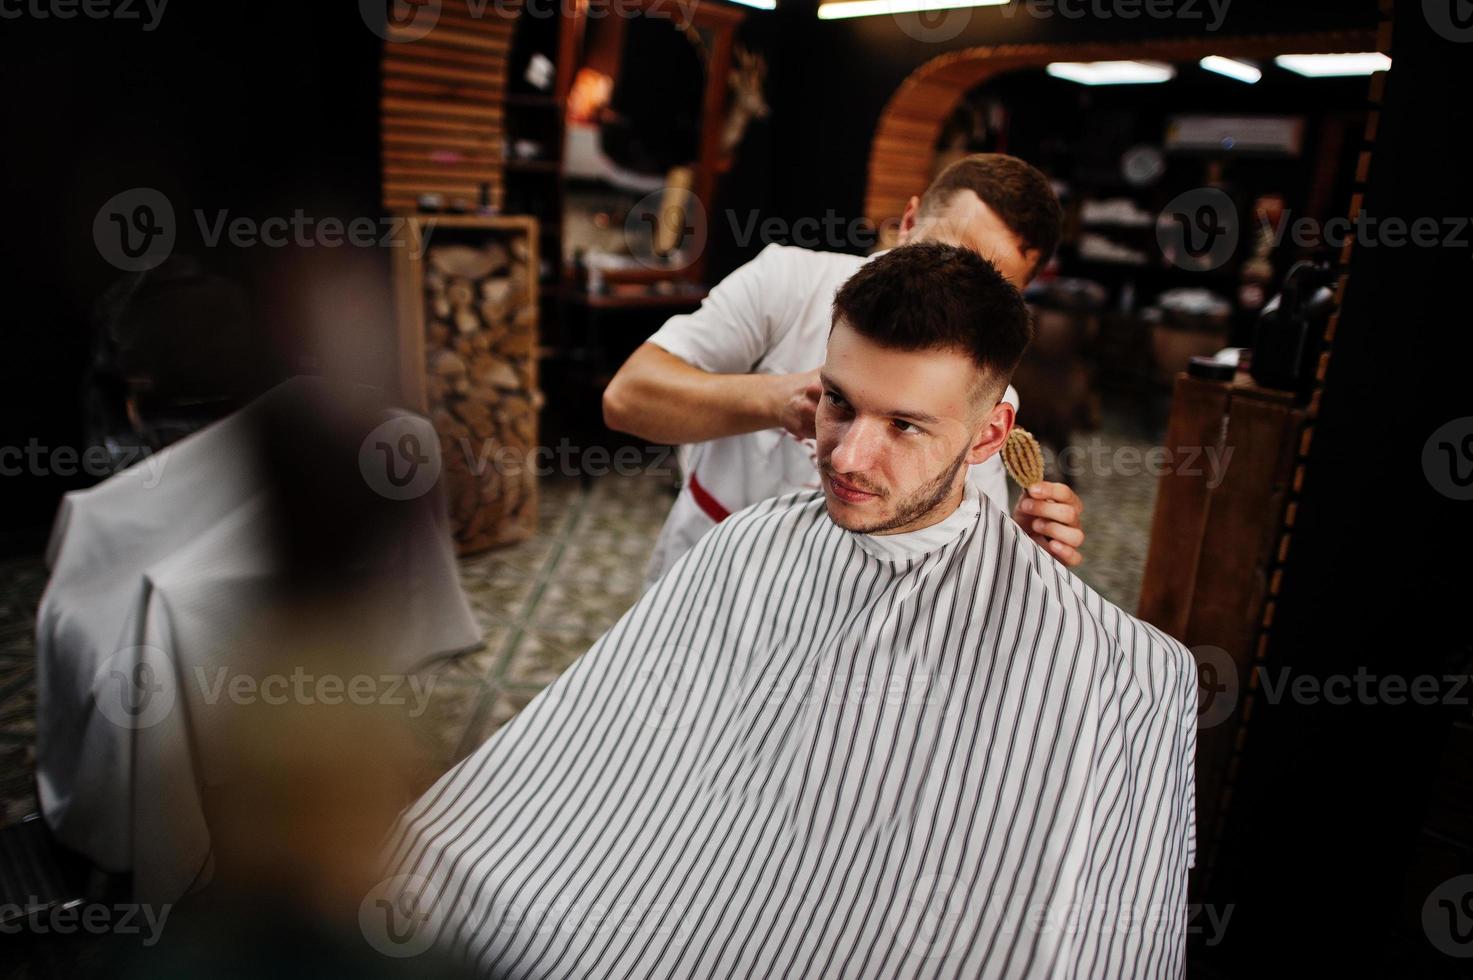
825,391 -> 848,409
892,419 -> 918,434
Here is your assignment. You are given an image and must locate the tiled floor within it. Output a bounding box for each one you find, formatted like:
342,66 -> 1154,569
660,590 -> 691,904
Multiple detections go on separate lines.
0,409 -> 1160,832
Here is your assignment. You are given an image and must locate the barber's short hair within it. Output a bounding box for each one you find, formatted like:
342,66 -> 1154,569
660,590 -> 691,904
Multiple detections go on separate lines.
832,241 -> 1032,402
917,153 -> 1062,277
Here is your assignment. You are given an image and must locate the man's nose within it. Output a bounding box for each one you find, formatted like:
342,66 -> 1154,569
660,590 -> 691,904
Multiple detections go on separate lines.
830,417 -> 885,473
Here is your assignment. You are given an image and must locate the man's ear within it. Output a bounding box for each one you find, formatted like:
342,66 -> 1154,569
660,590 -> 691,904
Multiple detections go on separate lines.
896,196 -> 922,244
967,395 -> 1014,466
1020,246 -> 1043,283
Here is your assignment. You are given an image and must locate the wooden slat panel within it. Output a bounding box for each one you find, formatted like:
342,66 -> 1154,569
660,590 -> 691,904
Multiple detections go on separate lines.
384,179 -> 491,196
381,6 -> 522,212
383,77 -> 502,102
389,23 -> 511,52
385,40 -> 509,70
385,149 -> 502,166
383,96 -> 503,122
385,165 -> 505,181
384,56 -> 504,86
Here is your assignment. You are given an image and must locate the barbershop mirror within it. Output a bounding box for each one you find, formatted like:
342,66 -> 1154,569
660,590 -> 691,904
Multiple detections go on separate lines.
881,50 -> 1376,611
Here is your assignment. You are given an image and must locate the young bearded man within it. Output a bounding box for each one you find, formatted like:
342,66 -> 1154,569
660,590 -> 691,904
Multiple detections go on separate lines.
383,243 -> 1198,980
603,153 -> 1088,587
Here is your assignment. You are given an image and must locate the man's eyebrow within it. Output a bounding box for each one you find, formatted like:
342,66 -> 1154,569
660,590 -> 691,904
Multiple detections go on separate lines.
819,374 -> 941,426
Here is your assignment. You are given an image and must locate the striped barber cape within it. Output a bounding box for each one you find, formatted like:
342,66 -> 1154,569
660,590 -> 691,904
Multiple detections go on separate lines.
378,483 -> 1198,979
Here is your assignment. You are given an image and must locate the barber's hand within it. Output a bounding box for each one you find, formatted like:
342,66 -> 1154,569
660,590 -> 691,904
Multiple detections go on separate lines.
774,369 -> 823,441
1014,481 -> 1085,568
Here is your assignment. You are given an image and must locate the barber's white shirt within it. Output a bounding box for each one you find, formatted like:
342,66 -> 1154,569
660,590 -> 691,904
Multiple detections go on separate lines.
643,243 -> 1016,586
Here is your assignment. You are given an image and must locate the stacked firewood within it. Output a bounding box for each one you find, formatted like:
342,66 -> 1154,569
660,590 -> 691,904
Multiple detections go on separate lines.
422,236 -> 539,553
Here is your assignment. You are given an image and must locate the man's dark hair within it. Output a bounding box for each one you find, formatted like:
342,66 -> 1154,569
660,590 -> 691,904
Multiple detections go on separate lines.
832,241 -> 1032,403
917,154 -> 1062,278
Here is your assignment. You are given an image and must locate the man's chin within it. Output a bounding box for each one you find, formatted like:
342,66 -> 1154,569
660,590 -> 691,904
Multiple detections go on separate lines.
822,491 -> 888,532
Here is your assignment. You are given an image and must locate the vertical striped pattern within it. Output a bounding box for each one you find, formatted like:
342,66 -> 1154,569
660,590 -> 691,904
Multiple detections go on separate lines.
384,490 -> 1197,978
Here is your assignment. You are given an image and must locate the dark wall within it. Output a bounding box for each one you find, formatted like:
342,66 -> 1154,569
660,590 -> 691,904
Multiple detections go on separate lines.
0,5 -> 388,554
1201,2 -> 1473,975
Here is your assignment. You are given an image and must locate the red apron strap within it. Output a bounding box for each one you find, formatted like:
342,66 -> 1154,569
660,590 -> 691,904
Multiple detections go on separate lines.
687,472 -> 732,524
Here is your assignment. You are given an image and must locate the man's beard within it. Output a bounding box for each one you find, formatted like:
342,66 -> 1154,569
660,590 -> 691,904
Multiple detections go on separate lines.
821,444 -> 970,534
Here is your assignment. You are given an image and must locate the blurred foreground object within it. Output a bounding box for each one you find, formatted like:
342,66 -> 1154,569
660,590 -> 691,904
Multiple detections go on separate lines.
35,377 -> 482,904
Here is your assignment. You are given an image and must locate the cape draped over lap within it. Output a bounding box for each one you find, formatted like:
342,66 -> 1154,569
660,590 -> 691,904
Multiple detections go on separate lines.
384,485 -> 1197,979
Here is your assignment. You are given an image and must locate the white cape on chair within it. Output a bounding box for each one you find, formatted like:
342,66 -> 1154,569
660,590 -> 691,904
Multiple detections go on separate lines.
383,483 -> 1197,979
35,377 -> 482,902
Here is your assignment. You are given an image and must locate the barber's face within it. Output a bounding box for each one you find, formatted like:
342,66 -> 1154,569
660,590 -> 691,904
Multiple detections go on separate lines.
817,320 -> 1012,535
903,189 -> 1038,288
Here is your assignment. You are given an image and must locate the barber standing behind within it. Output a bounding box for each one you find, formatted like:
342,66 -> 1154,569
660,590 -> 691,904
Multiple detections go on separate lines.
604,154 -> 1087,587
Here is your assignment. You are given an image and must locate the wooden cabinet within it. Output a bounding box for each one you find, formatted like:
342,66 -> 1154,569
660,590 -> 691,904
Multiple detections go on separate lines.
1137,371 -> 1306,880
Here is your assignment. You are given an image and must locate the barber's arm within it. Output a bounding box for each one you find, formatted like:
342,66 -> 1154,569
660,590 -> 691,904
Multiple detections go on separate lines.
603,344 -> 821,445
605,244 -> 822,445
